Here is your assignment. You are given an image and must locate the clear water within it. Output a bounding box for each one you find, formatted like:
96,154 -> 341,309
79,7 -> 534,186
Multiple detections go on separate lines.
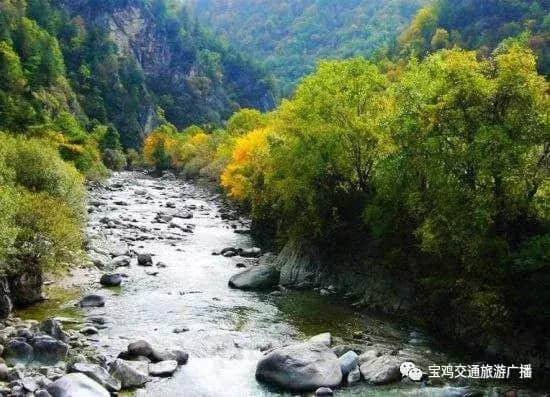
17,172 -> 532,396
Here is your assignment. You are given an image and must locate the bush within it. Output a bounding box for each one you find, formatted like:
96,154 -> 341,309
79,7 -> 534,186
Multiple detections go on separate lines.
9,191 -> 82,274
4,137 -> 85,219
102,148 -> 127,171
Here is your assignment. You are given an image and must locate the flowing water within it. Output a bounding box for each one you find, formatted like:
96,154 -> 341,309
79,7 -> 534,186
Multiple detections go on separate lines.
16,172 -> 529,396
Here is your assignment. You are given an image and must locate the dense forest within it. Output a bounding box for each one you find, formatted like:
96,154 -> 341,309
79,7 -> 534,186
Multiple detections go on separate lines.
143,1 -> 550,361
191,0 -> 426,95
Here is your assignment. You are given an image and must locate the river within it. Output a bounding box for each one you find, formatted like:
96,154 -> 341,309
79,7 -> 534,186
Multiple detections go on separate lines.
17,172 -> 533,396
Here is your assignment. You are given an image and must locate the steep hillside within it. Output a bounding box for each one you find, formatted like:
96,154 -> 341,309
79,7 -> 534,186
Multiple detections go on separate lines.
191,0 -> 426,95
1,0 -> 275,147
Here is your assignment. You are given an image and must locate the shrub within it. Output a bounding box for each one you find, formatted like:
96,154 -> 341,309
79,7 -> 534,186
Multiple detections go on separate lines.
102,148 -> 127,171
9,191 -> 82,274
3,135 -> 85,220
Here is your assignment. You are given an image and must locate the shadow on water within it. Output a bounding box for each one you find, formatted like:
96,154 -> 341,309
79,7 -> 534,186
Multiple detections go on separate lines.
16,285 -> 84,329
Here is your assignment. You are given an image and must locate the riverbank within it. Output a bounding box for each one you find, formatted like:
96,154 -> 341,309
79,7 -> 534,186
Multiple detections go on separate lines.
1,171 -> 545,396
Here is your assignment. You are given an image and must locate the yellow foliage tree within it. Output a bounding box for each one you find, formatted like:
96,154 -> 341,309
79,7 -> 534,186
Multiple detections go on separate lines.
221,127 -> 271,201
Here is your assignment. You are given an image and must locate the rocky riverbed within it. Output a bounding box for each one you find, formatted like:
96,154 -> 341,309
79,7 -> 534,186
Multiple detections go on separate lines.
1,172 -> 544,396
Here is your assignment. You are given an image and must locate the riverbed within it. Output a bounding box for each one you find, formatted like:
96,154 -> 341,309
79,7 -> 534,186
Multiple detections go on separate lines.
17,172 -> 535,396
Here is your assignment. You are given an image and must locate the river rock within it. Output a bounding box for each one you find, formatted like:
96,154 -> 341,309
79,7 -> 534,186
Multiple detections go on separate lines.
110,359 -> 149,389
99,274 -> 122,287
47,373 -> 110,397
239,247 -> 262,258
0,363 -> 8,381
137,254 -> 153,266
347,365 -> 361,385
332,344 -> 364,357
111,256 -> 131,267
78,295 -> 105,308
155,350 -> 189,365
228,265 -> 280,291
79,326 -> 98,335
39,319 -> 68,342
315,387 -> 333,396
4,340 -> 33,365
32,336 -> 69,364
255,342 -> 342,391
70,363 -> 121,392
35,390 -> 52,397
309,332 -> 331,347
358,349 -> 379,365
126,340 -> 162,362
149,360 -> 177,377
0,277 -> 13,320
359,355 -> 401,385
339,351 -> 359,376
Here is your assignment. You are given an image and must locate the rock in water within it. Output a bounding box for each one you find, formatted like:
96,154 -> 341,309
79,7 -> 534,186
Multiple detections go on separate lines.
315,387 -> 334,396
99,273 -> 122,287
32,336 -> 69,364
110,359 -> 149,389
149,360 -> 178,377
78,294 -> 105,308
347,366 -> 361,385
137,254 -> 153,266
70,363 -> 121,392
47,373 -> 110,397
255,342 -> 342,391
239,247 -> 262,258
228,265 -> 280,291
40,318 -> 68,342
359,355 -> 401,385
4,340 -> 34,365
339,350 -> 359,376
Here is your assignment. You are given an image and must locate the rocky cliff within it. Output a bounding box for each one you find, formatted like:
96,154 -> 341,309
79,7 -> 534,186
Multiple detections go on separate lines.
50,0 -> 275,146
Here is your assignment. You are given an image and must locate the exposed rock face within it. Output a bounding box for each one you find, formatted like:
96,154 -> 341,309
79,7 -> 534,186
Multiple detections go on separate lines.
256,342 -> 342,391
228,265 -> 280,291
0,277 -> 12,319
8,271 -> 44,307
47,373 -> 110,397
54,0 -> 275,141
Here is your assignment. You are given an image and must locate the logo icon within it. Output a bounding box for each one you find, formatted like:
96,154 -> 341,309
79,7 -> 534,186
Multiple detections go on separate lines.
400,361 -> 423,381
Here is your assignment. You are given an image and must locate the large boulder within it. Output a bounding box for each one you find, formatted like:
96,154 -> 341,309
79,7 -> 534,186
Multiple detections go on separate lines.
32,336 -> 69,364
110,359 -> 149,389
4,339 -> 34,365
70,363 -> 121,392
99,274 -> 122,287
149,360 -> 178,377
256,342 -> 342,391
9,271 -> 44,306
78,295 -> 105,308
228,265 -> 280,291
47,373 -> 110,397
0,277 -> 12,319
339,351 -> 359,376
359,355 -> 401,385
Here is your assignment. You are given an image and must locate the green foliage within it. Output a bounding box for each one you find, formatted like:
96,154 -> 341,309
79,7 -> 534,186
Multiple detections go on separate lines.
0,134 -> 85,276
400,0 -> 550,75
226,108 -> 267,136
193,0 -> 426,95
102,149 -> 127,171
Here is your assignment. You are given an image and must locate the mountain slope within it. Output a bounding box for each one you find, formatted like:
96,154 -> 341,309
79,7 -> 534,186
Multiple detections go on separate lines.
191,0 -> 426,95
1,0 -> 275,147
